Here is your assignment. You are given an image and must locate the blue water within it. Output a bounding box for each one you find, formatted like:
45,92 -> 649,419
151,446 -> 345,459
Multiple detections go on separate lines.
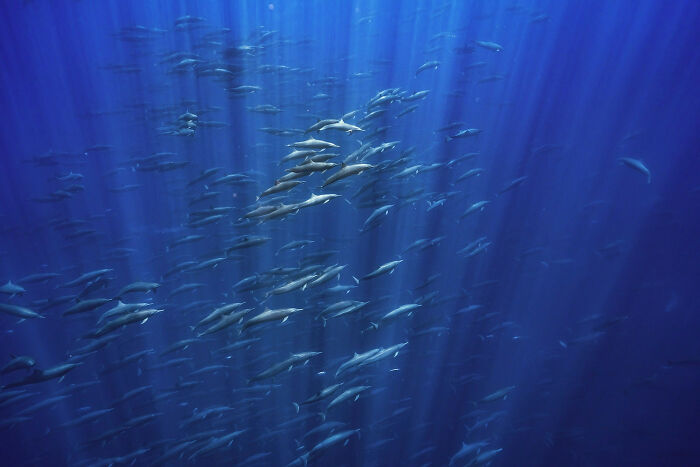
1,1 -> 699,466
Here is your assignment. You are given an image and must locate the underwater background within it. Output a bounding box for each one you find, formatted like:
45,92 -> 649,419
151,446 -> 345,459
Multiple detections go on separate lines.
0,0 -> 699,466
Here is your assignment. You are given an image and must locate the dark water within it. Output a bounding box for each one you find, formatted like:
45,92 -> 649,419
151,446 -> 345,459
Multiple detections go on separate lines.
0,1 -> 699,466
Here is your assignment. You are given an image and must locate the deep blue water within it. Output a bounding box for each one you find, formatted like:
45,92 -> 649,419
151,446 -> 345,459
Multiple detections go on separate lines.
0,1 -> 699,466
